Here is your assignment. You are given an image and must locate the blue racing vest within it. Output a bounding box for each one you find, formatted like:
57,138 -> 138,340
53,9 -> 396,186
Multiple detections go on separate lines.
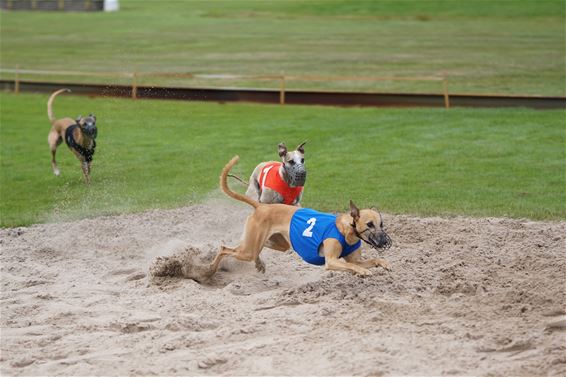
289,208 -> 361,265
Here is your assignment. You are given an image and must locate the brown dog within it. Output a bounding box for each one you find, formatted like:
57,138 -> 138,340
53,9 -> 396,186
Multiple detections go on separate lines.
47,89 -> 97,184
207,156 -> 392,277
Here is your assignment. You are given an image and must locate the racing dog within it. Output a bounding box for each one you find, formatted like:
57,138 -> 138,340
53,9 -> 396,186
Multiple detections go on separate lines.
207,156 -> 392,277
47,89 -> 97,184
243,142 -> 307,206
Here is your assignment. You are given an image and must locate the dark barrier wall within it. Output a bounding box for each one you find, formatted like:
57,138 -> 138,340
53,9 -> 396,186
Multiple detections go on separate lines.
0,0 -> 104,11
2,80 -> 565,109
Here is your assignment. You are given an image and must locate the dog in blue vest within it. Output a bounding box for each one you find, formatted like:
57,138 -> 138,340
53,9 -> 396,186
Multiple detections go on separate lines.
47,89 -> 97,184
207,156 -> 392,277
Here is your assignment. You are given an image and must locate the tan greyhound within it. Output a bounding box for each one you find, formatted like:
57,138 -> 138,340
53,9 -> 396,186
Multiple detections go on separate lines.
47,89 -> 97,184
208,156 -> 392,277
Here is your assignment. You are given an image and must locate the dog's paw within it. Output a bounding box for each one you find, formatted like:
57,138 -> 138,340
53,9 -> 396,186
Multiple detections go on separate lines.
356,267 -> 372,276
255,258 -> 266,274
373,258 -> 392,271
53,168 -> 61,176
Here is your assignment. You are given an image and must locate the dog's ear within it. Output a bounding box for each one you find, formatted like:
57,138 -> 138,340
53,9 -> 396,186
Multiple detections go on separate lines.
349,200 -> 360,222
296,141 -> 306,154
75,115 -> 82,124
278,143 -> 288,158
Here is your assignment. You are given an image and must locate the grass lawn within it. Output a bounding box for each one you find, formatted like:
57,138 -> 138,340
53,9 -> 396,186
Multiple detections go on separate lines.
0,92 -> 564,227
0,0 -> 564,95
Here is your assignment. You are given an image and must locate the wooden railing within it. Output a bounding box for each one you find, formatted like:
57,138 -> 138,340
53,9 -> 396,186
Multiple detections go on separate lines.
0,67 -> 451,108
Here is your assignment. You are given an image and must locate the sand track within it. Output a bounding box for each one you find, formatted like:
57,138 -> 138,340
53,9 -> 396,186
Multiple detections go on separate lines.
1,202 -> 565,376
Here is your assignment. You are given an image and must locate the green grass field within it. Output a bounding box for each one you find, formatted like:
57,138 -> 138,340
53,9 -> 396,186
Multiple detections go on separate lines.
1,92 -> 564,227
1,0 -> 564,95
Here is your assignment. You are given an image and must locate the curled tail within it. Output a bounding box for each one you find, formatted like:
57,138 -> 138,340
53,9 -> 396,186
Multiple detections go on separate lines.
47,88 -> 71,123
221,156 -> 259,208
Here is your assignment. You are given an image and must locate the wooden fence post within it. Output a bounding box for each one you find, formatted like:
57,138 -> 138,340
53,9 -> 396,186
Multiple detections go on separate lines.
131,72 -> 138,99
442,76 -> 450,109
14,65 -> 20,95
7,0 -> 12,10
58,0 -> 64,10
279,73 -> 286,105
31,0 -> 37,10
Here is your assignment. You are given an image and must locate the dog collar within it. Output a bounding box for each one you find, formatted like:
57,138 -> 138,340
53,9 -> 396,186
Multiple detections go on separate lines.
351,222 -> 372,245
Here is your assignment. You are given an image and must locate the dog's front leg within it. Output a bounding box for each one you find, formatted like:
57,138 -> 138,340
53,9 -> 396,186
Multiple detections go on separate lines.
325,257 -> 372,276
344,249 -> 391,271
81,161 -> 91,184
322,240 -> 371,276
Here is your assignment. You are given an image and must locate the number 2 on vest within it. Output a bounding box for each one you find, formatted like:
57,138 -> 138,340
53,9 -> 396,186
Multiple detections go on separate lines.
302,217 -> 317,237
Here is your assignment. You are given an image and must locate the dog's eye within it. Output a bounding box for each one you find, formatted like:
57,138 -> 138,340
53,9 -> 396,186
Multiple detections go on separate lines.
288,160 -> 296,165
367,221 -> 375,228
301,158 -> 304,163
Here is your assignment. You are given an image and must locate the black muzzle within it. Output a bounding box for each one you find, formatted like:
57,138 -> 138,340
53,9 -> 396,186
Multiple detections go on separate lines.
83,122 -> 97,139
286,163 -> 307,187
353,225 -> 393,251
366,231 -> 392,250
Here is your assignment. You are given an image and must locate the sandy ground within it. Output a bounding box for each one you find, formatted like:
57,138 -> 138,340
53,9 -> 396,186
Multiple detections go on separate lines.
1,200 -> 565,376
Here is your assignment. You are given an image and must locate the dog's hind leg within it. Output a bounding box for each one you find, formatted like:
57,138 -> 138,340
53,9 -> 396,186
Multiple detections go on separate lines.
208,245 -> 239,275
207,244 -> 258,277
264,233 -> 290,251
207,214 -> 270,276
254,257 -> 266,273
48,131 -> 62,176
255,233 -> 291,273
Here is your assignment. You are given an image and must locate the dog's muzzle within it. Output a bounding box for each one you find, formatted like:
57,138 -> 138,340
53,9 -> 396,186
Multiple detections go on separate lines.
83,122 -> 97,139
353,225 -> 393,251
286,163 -> 307,187
366,231 -> 392,250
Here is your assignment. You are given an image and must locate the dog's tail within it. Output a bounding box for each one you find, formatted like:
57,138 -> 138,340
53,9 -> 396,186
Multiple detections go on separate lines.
47,88 -> 71,123
221,156 -> 259,209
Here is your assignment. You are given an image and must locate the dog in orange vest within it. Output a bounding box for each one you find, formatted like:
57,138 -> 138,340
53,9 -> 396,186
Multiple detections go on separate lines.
244,142 -> 306,206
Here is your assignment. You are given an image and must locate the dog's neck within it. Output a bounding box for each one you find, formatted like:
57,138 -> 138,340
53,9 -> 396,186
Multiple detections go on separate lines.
73,128 -> 94,148
335,214 -> 359,245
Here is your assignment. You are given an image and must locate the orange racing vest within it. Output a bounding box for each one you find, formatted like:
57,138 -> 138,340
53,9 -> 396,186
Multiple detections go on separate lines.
258,162 -> 303,205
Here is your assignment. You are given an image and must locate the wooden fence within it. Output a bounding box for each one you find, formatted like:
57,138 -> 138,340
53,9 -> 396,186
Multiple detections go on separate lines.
0,67 -> 451,108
